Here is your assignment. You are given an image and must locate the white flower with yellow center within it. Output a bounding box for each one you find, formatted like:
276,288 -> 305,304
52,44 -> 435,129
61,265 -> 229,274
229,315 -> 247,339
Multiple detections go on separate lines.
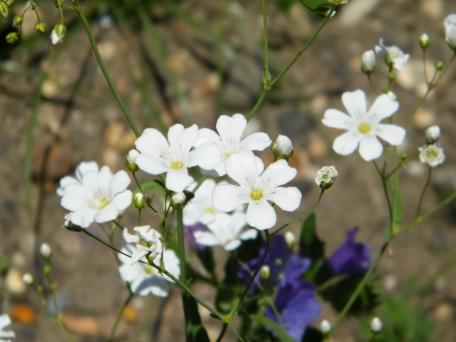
60,166 -> 132,228
57,161 -> 98,196
213,153 -> 302,230
419,144 -> 445,167
0,314 -> 15,342
194,212 -> 257,251
135,124 -> 205,192
183,179 -> 222,226
122,226 -> 163,263
322,90 -> 406,161
194,113 -> 271,176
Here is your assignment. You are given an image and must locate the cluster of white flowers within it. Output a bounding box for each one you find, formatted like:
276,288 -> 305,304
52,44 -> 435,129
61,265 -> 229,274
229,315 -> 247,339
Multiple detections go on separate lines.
118,226 -> 180,297
375,38 -> 410,71
0,314 -> 15,342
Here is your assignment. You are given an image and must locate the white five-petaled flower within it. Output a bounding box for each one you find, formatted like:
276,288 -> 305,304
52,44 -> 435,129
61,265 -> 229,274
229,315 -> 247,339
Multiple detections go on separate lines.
322,90 -> 406,161
315,166 -> 338,189
194,212 -> 257,251
118,244 -> 180,297
0,314 -> 15,342
122,226 -> 163,264
195,113 -> 272,176
444,14 -> 456,49
419,144 -> 445,167
135,124 -> 205,192
60,165 -> 132,228
183,179 -> 222,226
375,38 -> 409,71
57,161 -> 99,196
213,153 -> 302,230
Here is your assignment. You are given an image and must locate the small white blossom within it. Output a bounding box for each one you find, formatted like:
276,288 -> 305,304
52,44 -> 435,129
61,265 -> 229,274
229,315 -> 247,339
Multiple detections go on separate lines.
315,166 -> 338,189
320,320 -> 331,334
361,50 -> 376,73
444,14 -> 456,49
0,314 -> 15,342
425,125 -> 440,144
57,161 -> 99,197
195,113 -> 271,176
194,213 -> 257,251
60,165 -> 132,228
273,134 -> 293,159
135,124 -> 207,192
171,192 -> 186,206
375,38 -> 409,71
39,243 -> 52,258
22,273 -> 33,285
370,317 -> 383,333
213,153 -> 302,230
183,179 -> 222,226
284,231 -> 296,247
419,144 -> 445,167
322,90 -> 406,161
122,226 -> 163,264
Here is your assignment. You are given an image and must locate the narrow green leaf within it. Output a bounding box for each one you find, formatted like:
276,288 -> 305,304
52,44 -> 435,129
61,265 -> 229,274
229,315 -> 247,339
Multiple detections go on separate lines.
255,315 -> 294,342
299,212 -> 325,261
182,293 -> 211,342
139,180 -> 166,194
299,0 -> 336,15
387,173 -> 403,237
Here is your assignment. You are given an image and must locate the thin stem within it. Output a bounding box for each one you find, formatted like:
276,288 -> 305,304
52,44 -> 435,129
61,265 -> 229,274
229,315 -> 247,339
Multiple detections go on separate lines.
261,0 -> 270,83
314,189 -> 325,208
215,323 -> 228,342
416,167 -> 432,218
373,161 -> 393,225
107,291 -> 134,342
72,4 -> 140,136
422,49 -> 429,85
176,207 -> 187,280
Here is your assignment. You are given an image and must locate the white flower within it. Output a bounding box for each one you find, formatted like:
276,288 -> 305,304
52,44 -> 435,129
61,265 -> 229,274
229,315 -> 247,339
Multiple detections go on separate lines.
39,243 -> 52,258
425,125 -> 440,144
22,273 -> 33,285
57,161 -> 99,196
370,317 -> 383,333
375,38 -> 409,71
213,153 -> 302,230
135,124 -> 205,192
60,166 -> 132,228
194,113 -> 271,176
194,213 -> 257,251
122,226 -> 163,264
322,90 -> 406,161
361,50 -> 376,73
320,320 -> 331,334
273,134 -> 293,159
419,144 -> 445,167
444,14 -> 456,49
118,245 -> 180,297
183,179 -> 222,226
315,165 -> 338,189
0,314 -> 15,342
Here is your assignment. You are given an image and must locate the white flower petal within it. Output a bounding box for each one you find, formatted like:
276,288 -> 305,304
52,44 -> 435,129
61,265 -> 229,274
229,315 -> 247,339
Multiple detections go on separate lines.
189,142 -> 220,170
61,184 -> 91,211
359,136 -> 383,161
213,184 -> 247,212
167,124 -> 185,147
57,176 -> 78,196
176,124 -> 199,155
247,200 -> 276,230
159,249 -> 181,281
376,124 -> 406,146
342,90 -> 367,119
240,132 -> 271,151
239,229 -> 258,240
110,171 -> 131,196
113,190 -> 132,212
136,128 -> 169,156
165,169 -> 193,192
368,94 -> 399,122
333,131 -> 361,156
259,159 -> 297,189
70,207 -> 97,228
216,113 -> 246,146
196,128 -> 220,145
225,152 -> 261,187
194,231 -> 220,246
268,186 -> 302,212
94,203 -> 119,223
322,109 -> 353,129
225,239 -> 241,251
75,161 -> 98,180
136,154 -> 168,175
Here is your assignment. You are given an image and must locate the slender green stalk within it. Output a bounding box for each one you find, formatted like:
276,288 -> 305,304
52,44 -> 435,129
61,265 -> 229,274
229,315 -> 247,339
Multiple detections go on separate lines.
373,161 -> 393,225
107,291 -> 134,342
416,166 -> 432,218
72,4 -> 140,136
176,208 -> 187,280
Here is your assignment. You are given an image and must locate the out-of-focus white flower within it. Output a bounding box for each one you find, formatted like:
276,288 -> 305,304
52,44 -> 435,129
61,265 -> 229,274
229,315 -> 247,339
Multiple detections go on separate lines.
444,14 -> 456,49
194,213 -> 257,251
272,134 -> 293,160
60,166 -> 132,228
322,90 -> 406,161
419,144 -> 445,167
183,179 -> 221,226
0,314 -> 15,342
284,231 -> 296,248
135,124 -> 206,192
213,153 -> 301,230
375,38 -> 409,71
122,226 -> 163,264
425,125 -> 440,144
171,192 -> 186,206
361,50 -> 376,73
320,320 -> 331,334
22,273 -> 33,285
57,161 -> 99,197
315,166 -> 338,189
118,244 -> 180,297
419,33 -> 430,49
194,113 -> 271,176
50,23 -> 66,45
39,243 -> 52,258
370,317 -> 383,333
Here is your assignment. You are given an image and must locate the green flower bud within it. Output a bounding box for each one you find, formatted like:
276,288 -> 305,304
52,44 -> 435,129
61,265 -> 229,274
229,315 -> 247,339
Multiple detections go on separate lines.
6,31 -> 19,45
435,61 -> 445,72
12,15 -> 23,28
35,22 -> 48,34
259,265 -> 270,280
419,33 -> 430,49
50,23 -> 66,45
0,2 -> 8,19
133,192 -> 146,209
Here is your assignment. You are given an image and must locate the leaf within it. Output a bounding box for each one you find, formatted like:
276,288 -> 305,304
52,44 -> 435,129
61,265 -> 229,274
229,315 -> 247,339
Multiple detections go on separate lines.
387,173 -> 403,237
139,179 -> 166,194
255,315 -> 295,342
0,2 -> 8,19
182,293 -> 211,342
298,0 -> 336,15
299,212 -> 325,261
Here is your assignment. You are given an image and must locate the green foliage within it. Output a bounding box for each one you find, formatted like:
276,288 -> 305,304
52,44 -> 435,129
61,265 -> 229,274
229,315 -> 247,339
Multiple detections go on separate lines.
254,314 -> 295,342
182,292 -> 211,342
299,212 -> 325,262
387,173 -> 403,237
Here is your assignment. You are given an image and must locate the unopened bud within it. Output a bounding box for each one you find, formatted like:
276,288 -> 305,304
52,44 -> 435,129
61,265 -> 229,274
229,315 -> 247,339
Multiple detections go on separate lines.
315,165 -> 338,190
126,149 -> 139,172
259,265 -> 271,280
370,317 -> 383,333
50,23 -> 66,45
12,15 -> 23,28
284,231 -> 296,248
40,243 -> 52,259
272,135 -> 293,160
361,50 -> 376,74
425,125 -> 440,144
419,33 -> 430,49
43,265 -> 52,277
435,61 -> 444,72
23,273 -> 34,285
35,22 -> 48,34
320,320 -> 331,334
6,32 -> 19,44
0,2 -> 8,18
171,192 -> 186,206
133,192 -> 145,209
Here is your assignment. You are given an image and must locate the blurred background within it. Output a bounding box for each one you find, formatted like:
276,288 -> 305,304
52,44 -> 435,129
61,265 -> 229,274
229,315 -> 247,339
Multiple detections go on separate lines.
0,0 -> 455,341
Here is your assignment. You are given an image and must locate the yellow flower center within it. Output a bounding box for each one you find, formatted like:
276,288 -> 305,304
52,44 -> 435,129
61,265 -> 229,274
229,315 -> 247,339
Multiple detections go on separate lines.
357,122 -> 372,134
170,160 -> 184,170
250,188 -> 263,201
94,196 -> 111,209
204,207 -> 217,214
223,148 -> 235,160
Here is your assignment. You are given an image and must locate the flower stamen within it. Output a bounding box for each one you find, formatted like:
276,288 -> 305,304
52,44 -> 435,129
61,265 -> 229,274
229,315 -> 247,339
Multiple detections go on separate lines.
250,188 -> 263,201
170,160 -> 184,170
357,122 -> 371,134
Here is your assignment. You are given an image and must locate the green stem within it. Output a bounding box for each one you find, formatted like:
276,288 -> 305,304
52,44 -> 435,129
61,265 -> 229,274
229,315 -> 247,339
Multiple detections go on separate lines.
176,208 -> 187,280
373,161 -> 393,226
107,291 -> 134,342
416,166 -> 432,218
72,4 -> 140,136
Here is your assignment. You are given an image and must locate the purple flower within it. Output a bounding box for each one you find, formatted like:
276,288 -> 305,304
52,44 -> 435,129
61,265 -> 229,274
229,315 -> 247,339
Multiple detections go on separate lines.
184,223 -> 207,251
266,281 -> 321,341
329,227 -> 371,275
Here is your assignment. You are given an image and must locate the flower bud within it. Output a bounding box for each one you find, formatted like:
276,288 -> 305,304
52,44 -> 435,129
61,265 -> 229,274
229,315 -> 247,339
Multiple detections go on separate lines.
320,319 -> 331,334
272,135 -> 293,160
444,14 -> 456,51
35,22 -> 48,34
419,33 -> 430,49
23,273 -> 34,285
419,144 -> 445,168
284,231 -> 296,248
12,15 -> 23,28
425,125 -> 440,144
171,192 -> 186,206
40,243 -> 52,258
0,2 -> 8,18
133,192 -> 145,209
435,61 -> 444,72
315,165 -> 338,190
370,317 -> 383,333
50,23 -> 66,45
361,50 -> 376,74
126,149 -> 139,172
259,265 -> 271,280
6,32 -> 19,45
